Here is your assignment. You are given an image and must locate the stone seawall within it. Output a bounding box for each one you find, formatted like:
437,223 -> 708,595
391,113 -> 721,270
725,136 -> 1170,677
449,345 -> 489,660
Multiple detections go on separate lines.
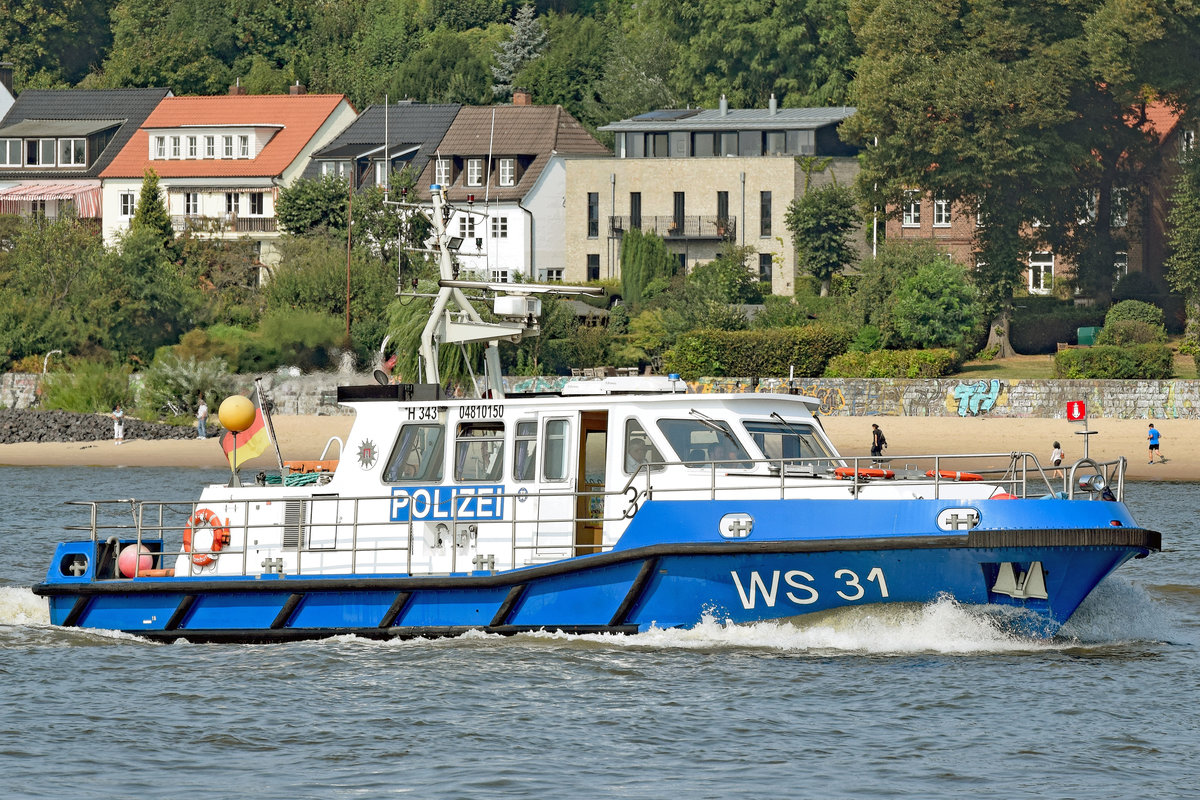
7,371 -> 1200,420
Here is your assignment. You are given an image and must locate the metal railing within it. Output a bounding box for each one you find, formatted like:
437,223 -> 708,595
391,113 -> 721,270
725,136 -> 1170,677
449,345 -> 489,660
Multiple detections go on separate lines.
608,215 -> 735,240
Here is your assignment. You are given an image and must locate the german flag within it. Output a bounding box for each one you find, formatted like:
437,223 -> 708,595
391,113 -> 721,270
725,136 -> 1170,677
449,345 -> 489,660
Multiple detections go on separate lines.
219,393 -> 270,470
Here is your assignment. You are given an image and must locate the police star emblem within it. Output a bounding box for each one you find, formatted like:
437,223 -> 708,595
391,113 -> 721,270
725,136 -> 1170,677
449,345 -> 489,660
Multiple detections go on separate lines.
357,439 -> 378,470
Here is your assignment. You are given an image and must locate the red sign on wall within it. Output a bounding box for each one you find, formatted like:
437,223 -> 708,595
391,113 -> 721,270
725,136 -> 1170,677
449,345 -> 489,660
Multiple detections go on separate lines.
1067,401 -> 1087,421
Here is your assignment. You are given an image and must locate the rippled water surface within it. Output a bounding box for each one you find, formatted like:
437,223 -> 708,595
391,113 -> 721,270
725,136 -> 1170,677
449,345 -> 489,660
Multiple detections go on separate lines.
1,468 -> 1195,799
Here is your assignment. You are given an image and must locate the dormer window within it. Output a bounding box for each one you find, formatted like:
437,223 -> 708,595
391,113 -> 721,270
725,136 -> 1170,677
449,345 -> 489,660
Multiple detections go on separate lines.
27,138 -> 55,166
0,139 -> 19,166
467,158 -> 483,187
58,138 -> 86,166
223,136 -> 234,158
205,136 -> 215,157
170,136 -> 181,158
239,135 -> 250,158
153,136 -> 166,159
435,158 -> 450,185
499,158 -> 515,187
187,136 -> 197,158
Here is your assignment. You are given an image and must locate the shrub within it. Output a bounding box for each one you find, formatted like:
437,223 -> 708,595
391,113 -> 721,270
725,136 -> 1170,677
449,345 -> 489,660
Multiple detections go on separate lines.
40,361 -> 131,413
1094,319 -> 1166,346
1053,344 -> 1174,378
824,348 -> 959,378
258,309 -> 345,371
1105,299 -> 1164,328
848,325 -> 883,353
141,353 -> 235,419
663,324 -> 849,379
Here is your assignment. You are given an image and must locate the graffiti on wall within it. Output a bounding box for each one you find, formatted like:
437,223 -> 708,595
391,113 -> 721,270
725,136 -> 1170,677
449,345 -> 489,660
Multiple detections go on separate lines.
951,379 -> 1001,416
791,384 -> 848,414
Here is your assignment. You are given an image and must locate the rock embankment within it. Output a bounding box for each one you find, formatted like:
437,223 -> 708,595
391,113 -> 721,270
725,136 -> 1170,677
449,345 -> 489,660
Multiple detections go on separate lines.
0,409 -> 197,444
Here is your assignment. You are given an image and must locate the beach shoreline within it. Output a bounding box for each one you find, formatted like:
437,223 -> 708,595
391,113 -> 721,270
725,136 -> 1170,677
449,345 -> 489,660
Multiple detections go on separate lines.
0,414 -> 1194,481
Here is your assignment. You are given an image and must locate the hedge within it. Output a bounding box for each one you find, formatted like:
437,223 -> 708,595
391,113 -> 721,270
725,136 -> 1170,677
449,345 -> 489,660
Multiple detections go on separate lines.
823,348 -> 959,378
1053,344 -> 1174,379
663,324 -> 849,379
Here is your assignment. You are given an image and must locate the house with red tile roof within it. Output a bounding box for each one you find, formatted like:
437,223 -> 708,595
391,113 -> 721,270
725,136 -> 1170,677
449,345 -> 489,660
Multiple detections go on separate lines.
100,87 -> 356,266
413,94 -> 609,281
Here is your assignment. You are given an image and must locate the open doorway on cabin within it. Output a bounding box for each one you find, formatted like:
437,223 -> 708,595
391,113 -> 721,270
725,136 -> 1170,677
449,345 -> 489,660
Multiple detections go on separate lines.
575,411 -> 608,555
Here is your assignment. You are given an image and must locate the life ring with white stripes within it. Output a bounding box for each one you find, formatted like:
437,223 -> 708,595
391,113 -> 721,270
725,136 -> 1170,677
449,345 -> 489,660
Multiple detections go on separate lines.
184,508 -> 230,567
926,469 -> 983,481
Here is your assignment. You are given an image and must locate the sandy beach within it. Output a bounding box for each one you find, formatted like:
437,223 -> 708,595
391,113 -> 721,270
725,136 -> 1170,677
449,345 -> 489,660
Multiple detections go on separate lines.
0,413 -> 1194,481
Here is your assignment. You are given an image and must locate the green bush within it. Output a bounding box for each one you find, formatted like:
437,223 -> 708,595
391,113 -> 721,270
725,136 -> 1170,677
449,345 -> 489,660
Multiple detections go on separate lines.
1010,304 -> 1105,354
40,361 -> 131,413
1053,344 -> 1174,378
824,348 -> 959,378
1094,319 -> 1167,346
849,325 -> 883,353
258,309 -> 346,371
663,324 -> 849,379
141,353 -> 235,419
1105,299 -> 1164,328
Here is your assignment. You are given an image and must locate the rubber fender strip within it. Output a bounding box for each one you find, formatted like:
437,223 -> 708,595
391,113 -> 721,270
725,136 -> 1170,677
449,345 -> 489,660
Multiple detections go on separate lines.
271,593 -> 305,630
490,584 -> 528,627
165,595 -> 198,631
609,557 -> 659,627
62,596 -> 90,627
377,591 -> 412,628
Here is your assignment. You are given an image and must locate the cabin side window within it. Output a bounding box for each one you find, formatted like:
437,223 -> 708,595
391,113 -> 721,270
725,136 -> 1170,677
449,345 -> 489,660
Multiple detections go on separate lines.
383,423 -> 445,482
514,420 -> 537,482
624,419 -> 664,474
542,418 -> 570,482
455,422 -> 505,481
656,418 -> 751,468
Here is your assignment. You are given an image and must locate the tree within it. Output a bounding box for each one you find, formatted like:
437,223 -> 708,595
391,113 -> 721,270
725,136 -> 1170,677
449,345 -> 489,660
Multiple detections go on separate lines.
0,0 -> 115,87
686,244 -> 763,305
1167,151 -> 1200,349
492,3 -> 546,99
277,174 -> 349,235
786,179 -> 858,297
889,260 -> 983,352
619,228 -> 678,313
516,13 -> 609,126
131,169 -> 174,248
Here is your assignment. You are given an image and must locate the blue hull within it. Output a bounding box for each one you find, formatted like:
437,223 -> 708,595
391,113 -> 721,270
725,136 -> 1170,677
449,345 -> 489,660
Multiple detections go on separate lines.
34,497 -> 1159,642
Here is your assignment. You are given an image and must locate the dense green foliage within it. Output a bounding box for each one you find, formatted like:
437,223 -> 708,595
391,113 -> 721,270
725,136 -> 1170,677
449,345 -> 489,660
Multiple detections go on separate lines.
1104,300 -> 1165,329
1053,343 -> 1174,379
823,348 -> 959,379
1009,302 -> 1106,354
786,180 -> 858,295
663,324 -> 850,379
888,261 -> 983,354
1168,152 -> 1200,349
40,360 -> 131,413
619,228 -> 678,313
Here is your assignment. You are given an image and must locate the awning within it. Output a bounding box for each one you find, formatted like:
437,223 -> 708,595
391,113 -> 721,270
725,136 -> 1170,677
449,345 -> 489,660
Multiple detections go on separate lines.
0,181 -> 102,217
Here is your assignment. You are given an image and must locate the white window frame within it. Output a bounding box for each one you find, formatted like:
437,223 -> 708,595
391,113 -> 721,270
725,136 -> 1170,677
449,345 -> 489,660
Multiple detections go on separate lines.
225,192 -> 240,216
1028,252 -> 1054,295
543,268 -> 563,282
58,138 -> 86,167
435,158 -> 450,185
1182,129 -> 1196,155
499,158 -> 515,187
490,215 -> 508,239
223,136 -> 234,158
0,138 -> 20,166
187,136 -> 197,158
933,199 -> 951,227
119,192 -> 136,217
239,135 -> 250,158
902,191 -> 921,227
467,158 -> 484,187
248,191 -> 264,216
205,136 -> 215,157
184,192 -> 199,216
491,269 -> 510,283
458,215 -> 475,239
375,161 -> 386,185
154,136 -> 166,159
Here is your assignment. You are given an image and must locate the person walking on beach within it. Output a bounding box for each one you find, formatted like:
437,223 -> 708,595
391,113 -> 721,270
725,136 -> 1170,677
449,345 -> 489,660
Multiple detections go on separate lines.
111,403 -> 125,445
870,424 -> 887,463
1050,441 -> 1064,479
196,397 -> 208,439
1147,423 -> 1166,464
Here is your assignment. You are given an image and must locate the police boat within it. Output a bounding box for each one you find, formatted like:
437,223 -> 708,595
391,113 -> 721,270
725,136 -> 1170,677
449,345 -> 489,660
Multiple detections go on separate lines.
32,186 -> 1160,642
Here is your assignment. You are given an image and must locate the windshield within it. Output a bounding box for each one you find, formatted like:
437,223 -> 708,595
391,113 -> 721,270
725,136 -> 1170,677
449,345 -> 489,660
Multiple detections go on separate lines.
656,419 -> 752,468
743,420 -> 834,464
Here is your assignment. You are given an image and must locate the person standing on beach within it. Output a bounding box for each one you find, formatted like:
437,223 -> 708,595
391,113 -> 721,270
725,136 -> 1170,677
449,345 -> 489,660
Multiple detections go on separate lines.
111,403 -> 124,445
196,397 -> 208,439
1147,423 -> 1166,464
1050,441 -> 1064,478
870,424 -> 887,463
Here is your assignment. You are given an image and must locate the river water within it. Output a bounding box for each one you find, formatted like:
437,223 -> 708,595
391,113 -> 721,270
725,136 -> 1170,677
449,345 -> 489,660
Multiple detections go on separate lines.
0,467 -> 1195,799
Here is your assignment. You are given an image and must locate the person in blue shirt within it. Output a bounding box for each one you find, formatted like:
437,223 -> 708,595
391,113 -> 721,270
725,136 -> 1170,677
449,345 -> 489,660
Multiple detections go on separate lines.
1147,423 -> 1166,464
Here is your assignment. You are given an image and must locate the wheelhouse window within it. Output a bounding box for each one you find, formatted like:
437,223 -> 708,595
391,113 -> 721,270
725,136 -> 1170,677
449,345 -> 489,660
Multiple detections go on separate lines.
514,420 -> 537,482
384,423 -> 445,482
58,138 -> 86,166
455,422 -> 504,482
543,419 -> 570,482
743,420 -> 834,465
656,418 -> 751,468
624,419 -> 664,474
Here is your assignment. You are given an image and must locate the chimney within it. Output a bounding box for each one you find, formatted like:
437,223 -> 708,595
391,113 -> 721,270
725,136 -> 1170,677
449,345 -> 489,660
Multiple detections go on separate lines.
769,93 -> 777,116
229,78 -> 246,96
719,94 -> 728,117
513,88 -> 532,106
289,81 -> 307,96
0,62 -> 13,96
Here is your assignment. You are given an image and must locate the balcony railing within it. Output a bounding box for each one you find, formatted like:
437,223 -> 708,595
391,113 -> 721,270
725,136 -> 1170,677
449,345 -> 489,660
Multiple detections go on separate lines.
172,215 -> 278,234
608,215 -> 736,241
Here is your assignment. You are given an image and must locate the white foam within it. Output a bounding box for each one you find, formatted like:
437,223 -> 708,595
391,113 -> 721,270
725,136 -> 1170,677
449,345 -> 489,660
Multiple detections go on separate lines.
1057,576 -> 1180,644
0,586 -> 49,626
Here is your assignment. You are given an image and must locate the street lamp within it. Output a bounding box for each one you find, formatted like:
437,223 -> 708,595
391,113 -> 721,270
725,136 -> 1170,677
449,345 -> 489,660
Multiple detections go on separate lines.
42,349 -> 62,374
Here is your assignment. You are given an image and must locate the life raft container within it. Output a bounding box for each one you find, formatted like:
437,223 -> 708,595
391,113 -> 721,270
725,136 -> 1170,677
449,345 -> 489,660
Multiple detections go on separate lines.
925,469 -> 983,481
835,467 -> 895,480
184,508 -> 230,567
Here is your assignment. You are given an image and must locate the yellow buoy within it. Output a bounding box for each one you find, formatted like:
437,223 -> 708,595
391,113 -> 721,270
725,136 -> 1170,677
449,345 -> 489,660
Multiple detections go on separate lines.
218,395 -> 256,432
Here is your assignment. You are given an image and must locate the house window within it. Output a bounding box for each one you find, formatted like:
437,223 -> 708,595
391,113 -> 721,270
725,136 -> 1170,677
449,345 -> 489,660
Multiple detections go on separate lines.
758,253 -> 773,282
490,215 -> 507,238
58,138 -> 86,166
435,158 -> 450,185
171,136 -> 181,158
187,136 -> 197,158
1111,187 -> 1129,227
587,192 -> 599,238
249,192 -> 264,215
205,136 -> 215,157
903,192 -> 922,227
153,136 -> 166,159
1114,251 -> 1128,283
467,159 -> 483,187
717,191 -> 729,227
719,132 -> 738,156
499,158 -> 515,186
225,192 -> 240,215
1183,129 -> 1196,155
544,268 -> 563,282
184,192 -> 199,216
223,136 -> 234,158
650,133 -> 668,157
491,269 -> 510,283
458,215 -> 476,239
239,135 -> 250,158
1028,252 -> 1054,294
375,161 -> 386,185
764,131 -> 787,156
760,191 -> 772,236
321,161 -> 348,177
120,192 -> 136,217
0,139 -> 20,166
673,191 -> 685,234
693,132 -> 715,157
587,253 -> 600,281
933,199 -> 951,227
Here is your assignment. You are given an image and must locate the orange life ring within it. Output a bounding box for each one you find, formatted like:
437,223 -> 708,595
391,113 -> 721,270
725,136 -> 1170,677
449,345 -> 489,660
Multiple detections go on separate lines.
926,469 -> 983,481
835,467 -> 895,480
184,508 -> 230,567
990,492 -> 1019,499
